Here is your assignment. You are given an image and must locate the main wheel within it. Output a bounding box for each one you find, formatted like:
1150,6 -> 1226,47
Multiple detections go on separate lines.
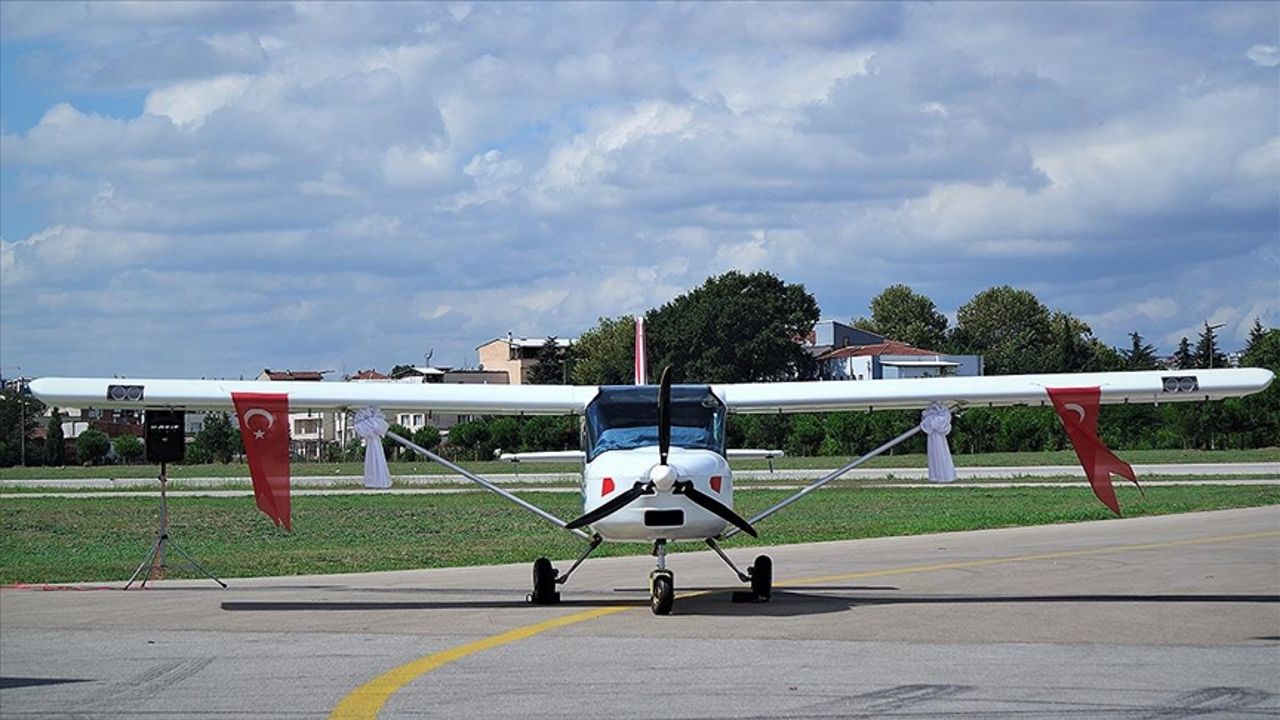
530,557 -> 560,605
651,572 -> 674,615
750,554 -> 772,602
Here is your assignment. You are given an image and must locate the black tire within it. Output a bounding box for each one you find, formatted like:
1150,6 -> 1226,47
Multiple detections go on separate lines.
651,573 -> 674,615
750,555 -> 772,601
531,557 -> 559,605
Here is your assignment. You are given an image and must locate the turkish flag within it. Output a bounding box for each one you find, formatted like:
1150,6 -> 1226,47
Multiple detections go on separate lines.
233,392 -> 292,530
1047,387 -> 1139,515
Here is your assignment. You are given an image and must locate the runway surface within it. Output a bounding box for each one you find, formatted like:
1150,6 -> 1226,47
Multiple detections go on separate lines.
2,506 -> 1278,718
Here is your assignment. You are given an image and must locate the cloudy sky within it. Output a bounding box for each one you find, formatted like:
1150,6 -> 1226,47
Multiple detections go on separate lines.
2,2 -> 1277,379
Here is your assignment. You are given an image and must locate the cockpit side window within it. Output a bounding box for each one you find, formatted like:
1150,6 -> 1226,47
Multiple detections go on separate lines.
584,386 -> 726,460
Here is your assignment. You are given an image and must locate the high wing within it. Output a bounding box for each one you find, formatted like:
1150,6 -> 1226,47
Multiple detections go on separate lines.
715,368 -> 1273,413
27,377 -> 595,414
26,367 -> 1272,414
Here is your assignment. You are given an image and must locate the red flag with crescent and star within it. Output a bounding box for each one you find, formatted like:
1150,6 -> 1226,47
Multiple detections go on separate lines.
232,392 -> 291,530
1046,386 -> 1139,515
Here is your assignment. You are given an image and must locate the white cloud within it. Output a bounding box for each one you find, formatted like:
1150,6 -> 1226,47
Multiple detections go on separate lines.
1,2 -> 1276,376
1246,44 -> 1280,68
144,75 -> 252,128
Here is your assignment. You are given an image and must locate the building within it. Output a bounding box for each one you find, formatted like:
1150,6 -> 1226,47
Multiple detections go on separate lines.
805,320 -> 982,380
817,340 -> 982,380
476,334 -> 574,385
257,369 -> 335,459
804,320 -> 888,357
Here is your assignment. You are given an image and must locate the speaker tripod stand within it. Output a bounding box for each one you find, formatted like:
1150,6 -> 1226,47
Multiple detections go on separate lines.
125,463 -> 226,589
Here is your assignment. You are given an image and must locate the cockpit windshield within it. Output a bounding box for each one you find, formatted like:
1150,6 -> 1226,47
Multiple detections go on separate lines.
584,385 -> 726,461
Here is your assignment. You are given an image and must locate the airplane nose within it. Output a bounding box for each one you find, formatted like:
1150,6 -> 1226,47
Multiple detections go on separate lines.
649,464 -> 677,492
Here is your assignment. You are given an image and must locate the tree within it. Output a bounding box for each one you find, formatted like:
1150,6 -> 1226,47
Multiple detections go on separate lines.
389,364 -> 418,379
1122,331 -> 1160,370
190,412 -> 242,464
0,389 -> 45,467
950,286 -> 1053,374
1171,337 -> 1194,370
113,434 -> 145,464
1246,318 -> 1267,349
446,419 -> 491,461
519,416 -> 578,451
571,315 -> 637,385
1232,327 -> 1279,448
45,409 -> 66,466
647,271 -> 820,383
76,429 -> 111,465
526,337 -> 571,385
383,423 -> 413,460
1194,322 -> 1228,369
862,284 -> 948,349
411,425 -> 441,452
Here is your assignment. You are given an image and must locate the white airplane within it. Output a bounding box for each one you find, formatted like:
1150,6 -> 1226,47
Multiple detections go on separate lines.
26,322 -> 1274,614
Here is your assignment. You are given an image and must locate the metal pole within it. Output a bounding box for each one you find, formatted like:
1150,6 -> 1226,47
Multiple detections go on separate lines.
384,431 -> 590,539
722,422 -> 925,539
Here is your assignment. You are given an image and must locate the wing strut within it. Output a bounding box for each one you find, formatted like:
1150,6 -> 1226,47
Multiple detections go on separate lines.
384,430 -> 591,540
720,420 -> 930,540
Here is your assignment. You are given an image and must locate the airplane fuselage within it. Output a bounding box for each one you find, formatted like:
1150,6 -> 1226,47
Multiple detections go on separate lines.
583,447 -> 733,541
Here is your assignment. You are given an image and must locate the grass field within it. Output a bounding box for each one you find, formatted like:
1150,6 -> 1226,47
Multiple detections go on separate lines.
1,447 -> 1275,481
2,485 -> 1276,584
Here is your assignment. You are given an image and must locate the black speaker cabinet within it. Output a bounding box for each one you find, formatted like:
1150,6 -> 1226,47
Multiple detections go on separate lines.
145,410 -> 186,463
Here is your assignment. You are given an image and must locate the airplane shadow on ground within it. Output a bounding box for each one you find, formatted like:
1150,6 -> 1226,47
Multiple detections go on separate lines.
219,589 -> 1280,617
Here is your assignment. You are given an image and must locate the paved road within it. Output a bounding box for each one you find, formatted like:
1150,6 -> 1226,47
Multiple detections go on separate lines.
2,461 -> 1276,490
2,506 -> 1278,718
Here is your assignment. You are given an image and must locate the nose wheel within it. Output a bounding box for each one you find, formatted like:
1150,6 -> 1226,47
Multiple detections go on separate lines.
650,570 -> 675,615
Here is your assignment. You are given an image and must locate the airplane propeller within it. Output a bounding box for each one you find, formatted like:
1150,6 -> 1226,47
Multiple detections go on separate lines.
564,364 -> 757,538
673,480 -> 758,538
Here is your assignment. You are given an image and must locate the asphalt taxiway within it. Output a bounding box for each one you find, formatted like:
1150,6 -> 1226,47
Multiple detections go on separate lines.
2,506 -> 1278,718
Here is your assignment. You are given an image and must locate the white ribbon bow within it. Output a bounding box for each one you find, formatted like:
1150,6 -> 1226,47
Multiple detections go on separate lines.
353,407 -> 392,489
921,402 -> 957,483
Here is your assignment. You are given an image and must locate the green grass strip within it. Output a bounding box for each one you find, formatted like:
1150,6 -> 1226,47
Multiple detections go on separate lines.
1,448 -> 1275,481
1,486 -> 1276,584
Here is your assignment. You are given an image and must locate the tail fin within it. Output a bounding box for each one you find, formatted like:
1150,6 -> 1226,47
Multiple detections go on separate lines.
634,315 -> 648,385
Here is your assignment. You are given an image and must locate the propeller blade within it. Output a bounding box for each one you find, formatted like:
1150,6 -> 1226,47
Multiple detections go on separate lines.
657,365 -> 672,466
674,481 -> 758,538
565,482 -> 650,530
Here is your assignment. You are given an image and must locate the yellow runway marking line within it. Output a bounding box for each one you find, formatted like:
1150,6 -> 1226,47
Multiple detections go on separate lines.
329,528 -> 1280,719
329,606 -> 631,719
778,529 -> 1280,588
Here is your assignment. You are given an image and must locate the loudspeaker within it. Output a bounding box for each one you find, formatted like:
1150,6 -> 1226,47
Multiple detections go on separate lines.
145,410 -> 186,463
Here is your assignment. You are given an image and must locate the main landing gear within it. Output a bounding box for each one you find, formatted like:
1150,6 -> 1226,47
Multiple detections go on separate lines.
529,535 -> 603,605
529,536 -> 773,615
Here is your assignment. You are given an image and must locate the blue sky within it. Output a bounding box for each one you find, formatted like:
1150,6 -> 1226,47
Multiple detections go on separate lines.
2,1 -> 1277,378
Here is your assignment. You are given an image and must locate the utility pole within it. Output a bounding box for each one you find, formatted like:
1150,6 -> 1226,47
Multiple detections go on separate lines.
1204,321 -> 1226,369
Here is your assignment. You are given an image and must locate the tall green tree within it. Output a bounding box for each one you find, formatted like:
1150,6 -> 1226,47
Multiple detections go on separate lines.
1122,331 -> 1160,370
526,337 -> 571,385
76,429 -> 111,465
1171,337 -> 1194,369
0,389 -> 45,467
1193,322 -> 1229,369
950,286 -> 1053,374
860,284 -> 948,349
191,412 -> 243,464
647,271 -> 820,382
113,434 -> 145,464
45,409 -> 66,466
1232,326 -> 1279,448
570,315 -> 637,385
